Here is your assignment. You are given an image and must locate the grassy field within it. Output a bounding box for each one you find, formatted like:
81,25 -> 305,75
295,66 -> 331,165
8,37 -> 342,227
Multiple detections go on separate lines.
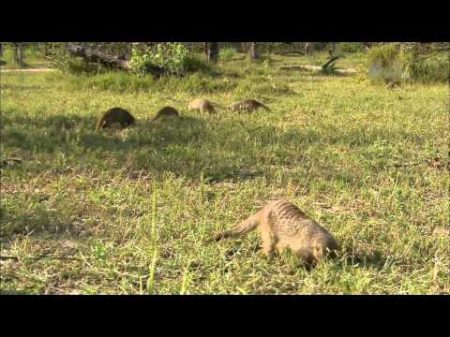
0,45 -> 51,69
1,53 -> 449,294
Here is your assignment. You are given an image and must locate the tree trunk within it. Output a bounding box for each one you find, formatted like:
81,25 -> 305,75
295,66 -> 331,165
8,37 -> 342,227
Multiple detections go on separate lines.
204,42 -> 219,63
328,43 -> 336,57
249,42 -> 258,60
204,42 -> 208,59
0,43 -> 4,65
304,42 -> 310,55
43,43 -> 49,56
14,43 -> 26,67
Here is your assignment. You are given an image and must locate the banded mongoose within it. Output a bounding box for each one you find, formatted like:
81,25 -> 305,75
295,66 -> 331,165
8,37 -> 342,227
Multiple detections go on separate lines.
386,80 -> 400,90
152,106 -> 180,121
213,199 -> 338,266
230,99 -> 270,113
188,98 -> 217,114
96,107 -> 135,131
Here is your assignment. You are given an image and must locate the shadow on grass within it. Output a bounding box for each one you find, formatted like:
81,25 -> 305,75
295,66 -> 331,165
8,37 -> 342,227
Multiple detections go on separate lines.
2,107 -> 417,186
3,103 -> 421,237
2,109 -> 363,237
337,249 -> 390,271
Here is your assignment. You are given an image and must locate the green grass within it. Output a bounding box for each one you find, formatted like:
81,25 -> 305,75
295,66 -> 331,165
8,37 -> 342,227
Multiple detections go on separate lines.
1,53 -> 449,294
0,44 -> 50,69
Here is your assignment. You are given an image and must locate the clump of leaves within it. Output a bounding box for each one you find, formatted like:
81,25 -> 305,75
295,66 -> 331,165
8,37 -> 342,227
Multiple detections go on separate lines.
219,46 -> 237,61
129,43 -> 210,76
45,43 -> 111,75
321,56 -> 340,75
368,43 -> 448,85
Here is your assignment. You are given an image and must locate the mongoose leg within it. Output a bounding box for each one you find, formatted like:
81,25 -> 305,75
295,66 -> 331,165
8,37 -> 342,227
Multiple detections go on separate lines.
260,226 -> 276,257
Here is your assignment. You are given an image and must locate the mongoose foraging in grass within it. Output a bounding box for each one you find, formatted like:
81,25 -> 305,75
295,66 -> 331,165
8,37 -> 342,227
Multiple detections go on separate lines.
187,98 -> 218,114
152,106 -> 180,121
230,99 -> 270,113
386,81 -> 400,90
213,199 -> 338,266
96,107 -> 135,131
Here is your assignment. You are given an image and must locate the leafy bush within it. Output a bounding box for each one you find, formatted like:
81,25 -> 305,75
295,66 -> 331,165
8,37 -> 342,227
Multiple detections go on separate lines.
219,46 -> 237,61
337,42 -> 365,53
53,55 -> 110,75
407,53 -> 449,83
368,43 -> 448,84
46,44 -> 111,75
183,55 -> 214,74
368,44 -> 408,84
321,61 -> 339,75
129,43 -> 209,76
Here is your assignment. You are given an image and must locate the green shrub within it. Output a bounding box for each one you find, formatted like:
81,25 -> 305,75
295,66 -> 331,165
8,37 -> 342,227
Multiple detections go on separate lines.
407,53 -> 449,83
219,46 -> 237,61
337,42 -> 365,53
183,54 -> 214,74
368,43 -> 449,84
368,44 -> 408,84
129,42 -> 188,75
129,43 -> 210,76
46,44 -> 110,75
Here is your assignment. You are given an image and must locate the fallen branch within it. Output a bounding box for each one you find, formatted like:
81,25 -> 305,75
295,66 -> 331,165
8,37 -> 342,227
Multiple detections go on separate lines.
66,43 -> 129,70
65,43 -> 179,77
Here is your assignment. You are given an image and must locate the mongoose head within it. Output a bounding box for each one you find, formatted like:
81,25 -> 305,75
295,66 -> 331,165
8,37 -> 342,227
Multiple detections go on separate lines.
312,236 -> 339,262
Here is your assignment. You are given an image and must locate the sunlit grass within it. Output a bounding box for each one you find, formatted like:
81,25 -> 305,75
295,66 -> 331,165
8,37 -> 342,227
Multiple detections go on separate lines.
1,52 -> 448,294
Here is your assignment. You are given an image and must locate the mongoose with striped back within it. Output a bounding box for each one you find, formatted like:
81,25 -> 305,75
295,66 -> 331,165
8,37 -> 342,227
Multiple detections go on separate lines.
164,96 -> 221,114
96,107 -> 135,131
187,98 -> 219,114
151,106 -> 180,121
230,99 -> 270,113
213,199 -> 338,266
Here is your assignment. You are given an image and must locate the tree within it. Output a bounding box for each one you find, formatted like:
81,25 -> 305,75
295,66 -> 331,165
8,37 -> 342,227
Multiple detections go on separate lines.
249,42 -> 259,60
328,43 -> 336,57
239,42 -> 259,60
204,42 -> 219,63
240,42 -> 248,53
304,42 -> 311,55
13,43 -> 26,67
0,43 -> 4,66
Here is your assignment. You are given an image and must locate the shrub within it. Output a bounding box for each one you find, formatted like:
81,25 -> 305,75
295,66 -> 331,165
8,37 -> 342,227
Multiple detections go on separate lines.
407,53 -> 449,83
183,54 -> 214,74
337,42 -> 365,53
219,46 -> 237,61
368,44 -> 408,84
368,43 -> 449,84
46,44 -> 111,75
129,43 -> 211,76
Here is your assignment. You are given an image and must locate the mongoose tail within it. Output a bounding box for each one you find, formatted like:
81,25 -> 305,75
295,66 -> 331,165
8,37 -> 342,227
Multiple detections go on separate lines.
260,103 -> 271,111
213,211 -> 262,241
